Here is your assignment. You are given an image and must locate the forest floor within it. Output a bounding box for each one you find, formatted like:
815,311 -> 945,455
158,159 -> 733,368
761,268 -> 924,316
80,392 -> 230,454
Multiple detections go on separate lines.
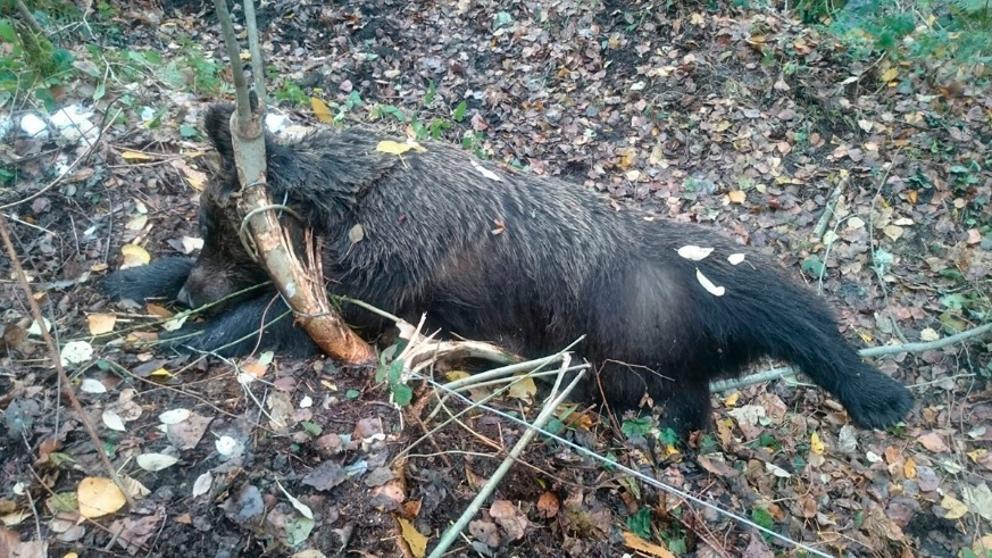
1,0 -> 991,557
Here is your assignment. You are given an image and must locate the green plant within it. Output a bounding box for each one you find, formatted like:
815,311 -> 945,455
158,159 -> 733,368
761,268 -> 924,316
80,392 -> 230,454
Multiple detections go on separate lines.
621,416 -> 653,439
374,341 -> 412,406
461,130 -> 489,159
0,14 -> 75,108
815,0 -> 992,67
626,507 -> 652,539
274,81 -> 308,106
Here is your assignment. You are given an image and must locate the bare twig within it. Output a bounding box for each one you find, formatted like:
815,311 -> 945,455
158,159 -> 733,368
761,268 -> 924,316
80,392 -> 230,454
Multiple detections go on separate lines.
427,356 -> 584,558
0,214 -> 134,508
811,172 -> 847,241
711,321 -> 992,392
15,0 -> 46,38
420,375 -> 834,558
242,0 -> 266,105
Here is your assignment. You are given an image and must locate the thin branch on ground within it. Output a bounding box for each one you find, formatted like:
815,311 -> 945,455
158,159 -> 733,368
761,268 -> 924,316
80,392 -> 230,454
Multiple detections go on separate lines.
0,213 -> 134,508
427,356 -> 584,558
712,321 -> 992,392
418,373 -> 834,558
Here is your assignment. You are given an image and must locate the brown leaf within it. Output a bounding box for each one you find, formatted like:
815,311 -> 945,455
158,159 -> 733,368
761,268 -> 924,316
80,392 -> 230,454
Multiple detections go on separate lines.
537,491 -> 560,519
917,432 -> 950,453
490,500 -> 528,540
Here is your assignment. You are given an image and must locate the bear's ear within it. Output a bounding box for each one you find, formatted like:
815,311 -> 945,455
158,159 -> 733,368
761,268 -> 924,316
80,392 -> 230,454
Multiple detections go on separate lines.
203,103 -> 236,161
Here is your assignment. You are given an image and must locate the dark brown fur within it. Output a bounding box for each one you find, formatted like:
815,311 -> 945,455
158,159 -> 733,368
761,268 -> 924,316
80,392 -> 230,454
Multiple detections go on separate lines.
106,103 -> 914,435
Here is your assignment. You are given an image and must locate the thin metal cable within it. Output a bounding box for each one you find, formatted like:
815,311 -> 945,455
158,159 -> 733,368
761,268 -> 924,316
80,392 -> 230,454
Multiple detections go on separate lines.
415,373 -> 834,558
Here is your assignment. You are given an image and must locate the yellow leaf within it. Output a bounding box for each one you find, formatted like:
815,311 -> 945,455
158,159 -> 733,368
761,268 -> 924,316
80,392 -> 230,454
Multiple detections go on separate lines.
968,449 -> 988,463
617,148 -> 637,169
311,97 -> 333,124
904,457 -> 917,479
508,375 -> 537,402
87,313 -> 117,335
810,432 -> 825,455
940,495 -> 968,519
120,243 -> 150,269
148,367 -> 173,378
121,150 -> 153,161
881,68 -> 899,83
77,477 -> 126,518
623,531 -> 675,558
728,190 -> 746,204
170,159 -> 208,191
397,517 -> 428,558
723,392 -> 740,407
376,140 -> 426,155
445,370 -> 471,382
689,12 -> 705,26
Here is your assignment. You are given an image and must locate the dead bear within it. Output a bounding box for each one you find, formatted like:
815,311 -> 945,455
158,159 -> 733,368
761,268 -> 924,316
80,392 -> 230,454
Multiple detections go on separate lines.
105,103 -> 914,435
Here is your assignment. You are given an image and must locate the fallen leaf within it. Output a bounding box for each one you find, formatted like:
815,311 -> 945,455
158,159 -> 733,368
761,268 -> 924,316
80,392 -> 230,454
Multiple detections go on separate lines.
489,500 -> 528,541
192,472 -> 212,498
508,375 -> 537,402
348,224 -> 365,244
276,479 -> 313,520
727,253 -> 746,265
695,268 -> 725,296
728,190 -> 746,204
216,435 -> 239,457
158,408 -> 191,425
883,224 -> 904,240
303,461 -> 347,492
120,244 -> 150,268
77,477 -> 126,518
80,378 -> 107,394
917,432 -> 950,453
87,313 -> 117,335
171,159 -> 208,191
810,432 -> 825,455
939,494 -> 968,519
118,475 -> 150,499
135,453 -> 179,472
121,150 -> 153,161
963,483 -> 992,521
537,491 -> 559,519
102,410 -> 126,432
398,517 -> 428,558
27,318 -> 51,336
472,160 -> 502,182
377,140 -> 426,155
677,245 -> 714,261
881,67 -> 899,83
622,531 -> 675,558
311,97 -> 333,123
60,341 -> 93,366
125,214 -> 148,231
